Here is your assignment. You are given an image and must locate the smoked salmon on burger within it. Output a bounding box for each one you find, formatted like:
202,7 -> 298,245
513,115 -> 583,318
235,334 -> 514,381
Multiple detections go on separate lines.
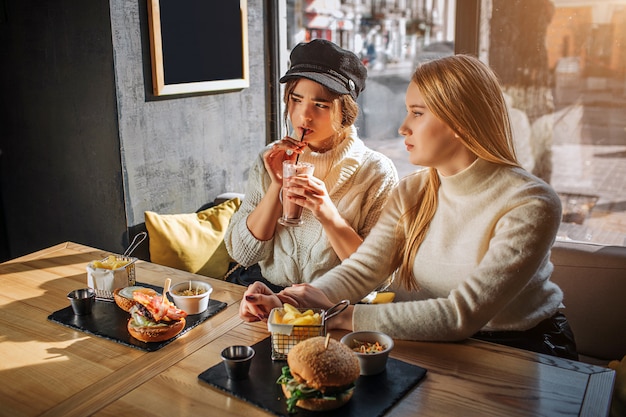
277,336 -> 360,412
127,290 -> 187,343
113,286 -> 158,312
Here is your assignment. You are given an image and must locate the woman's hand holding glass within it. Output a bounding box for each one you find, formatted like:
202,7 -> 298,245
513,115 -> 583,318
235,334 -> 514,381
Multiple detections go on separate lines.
263,137 -> 307,185
284,174 -> 336,222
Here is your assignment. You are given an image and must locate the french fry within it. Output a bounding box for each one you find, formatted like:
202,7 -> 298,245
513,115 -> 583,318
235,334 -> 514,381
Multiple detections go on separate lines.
282,312 -> 296,323
273,310 -> 284,324
283,303 -> 300,315
273,304 -> 322,326
291,314 -> 321,326
91,255 -> 130,270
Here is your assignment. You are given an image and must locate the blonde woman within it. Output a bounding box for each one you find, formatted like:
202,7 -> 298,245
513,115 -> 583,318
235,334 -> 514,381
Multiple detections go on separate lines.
224,39 -> 398,291
240,54 -> 578,360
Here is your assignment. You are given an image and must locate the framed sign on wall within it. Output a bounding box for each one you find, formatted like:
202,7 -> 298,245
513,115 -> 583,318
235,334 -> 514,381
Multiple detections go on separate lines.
147,0 -> 249,96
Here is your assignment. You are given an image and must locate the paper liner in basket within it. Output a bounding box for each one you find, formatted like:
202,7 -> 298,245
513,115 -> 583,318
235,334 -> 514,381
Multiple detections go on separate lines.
87,256 -> 137,293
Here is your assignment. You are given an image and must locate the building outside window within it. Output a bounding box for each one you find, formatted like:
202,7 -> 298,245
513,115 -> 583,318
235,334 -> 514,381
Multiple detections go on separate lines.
281,0 -> 626,247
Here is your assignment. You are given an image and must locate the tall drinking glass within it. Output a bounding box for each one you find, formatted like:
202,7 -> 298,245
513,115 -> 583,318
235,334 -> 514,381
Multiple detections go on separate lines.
278,160 -> 314,227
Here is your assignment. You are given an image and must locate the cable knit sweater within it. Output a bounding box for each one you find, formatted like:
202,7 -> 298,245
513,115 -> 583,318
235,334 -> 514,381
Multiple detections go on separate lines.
313,158 -> 564,341
224,128 -> 398,286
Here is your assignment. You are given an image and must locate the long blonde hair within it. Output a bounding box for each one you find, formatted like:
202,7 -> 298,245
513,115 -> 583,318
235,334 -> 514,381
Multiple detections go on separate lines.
396,54 -> 521,291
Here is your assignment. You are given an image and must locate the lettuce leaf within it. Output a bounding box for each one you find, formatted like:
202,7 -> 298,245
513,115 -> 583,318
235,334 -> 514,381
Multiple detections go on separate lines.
277,366 -> 346,413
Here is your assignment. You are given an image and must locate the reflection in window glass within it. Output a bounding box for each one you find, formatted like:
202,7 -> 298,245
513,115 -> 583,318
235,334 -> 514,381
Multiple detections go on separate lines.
285,0 -> 456,175
551,1 -> 626,247
285,0 -> 626,247
485,0 -> 626,246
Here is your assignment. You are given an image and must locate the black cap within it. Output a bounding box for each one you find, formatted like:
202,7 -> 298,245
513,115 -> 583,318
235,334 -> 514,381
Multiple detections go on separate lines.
279,39 -> 367,100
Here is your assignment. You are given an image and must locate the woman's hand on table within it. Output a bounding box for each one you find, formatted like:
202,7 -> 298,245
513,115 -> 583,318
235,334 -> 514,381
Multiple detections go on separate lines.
278,284 -> 354,331
240,282 -> 355,331
239,282 -> 283,322
277,283 -> 332,309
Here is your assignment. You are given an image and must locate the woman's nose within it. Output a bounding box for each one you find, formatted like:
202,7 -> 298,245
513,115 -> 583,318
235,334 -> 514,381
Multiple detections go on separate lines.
300,110 -> 312,123
298,104 -> 314,122
398,122 -> 409,137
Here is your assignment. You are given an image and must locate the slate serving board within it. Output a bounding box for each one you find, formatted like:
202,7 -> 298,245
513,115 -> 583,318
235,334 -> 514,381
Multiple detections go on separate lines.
48,282 -> 227,352
198,337 -> 427,417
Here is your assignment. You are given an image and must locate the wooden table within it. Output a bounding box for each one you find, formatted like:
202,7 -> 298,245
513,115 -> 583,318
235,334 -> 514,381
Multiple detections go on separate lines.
0,242 -> 616,417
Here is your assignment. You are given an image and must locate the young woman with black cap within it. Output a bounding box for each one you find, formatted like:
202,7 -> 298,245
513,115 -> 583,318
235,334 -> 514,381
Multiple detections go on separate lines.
224,39 -> 398,291
238,54 -> 578,360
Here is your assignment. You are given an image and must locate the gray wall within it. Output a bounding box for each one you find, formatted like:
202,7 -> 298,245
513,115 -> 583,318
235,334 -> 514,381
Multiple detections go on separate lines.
0,0 -> 267,260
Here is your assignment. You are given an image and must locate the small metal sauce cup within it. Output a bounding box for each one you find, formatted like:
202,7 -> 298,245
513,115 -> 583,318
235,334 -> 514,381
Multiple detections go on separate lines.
67,288 -> 96,315
221,345 -> 255,380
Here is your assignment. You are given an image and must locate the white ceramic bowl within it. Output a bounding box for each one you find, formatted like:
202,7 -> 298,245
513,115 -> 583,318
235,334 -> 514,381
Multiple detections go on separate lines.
168,281 -> 213,315
340,331 -> 394,375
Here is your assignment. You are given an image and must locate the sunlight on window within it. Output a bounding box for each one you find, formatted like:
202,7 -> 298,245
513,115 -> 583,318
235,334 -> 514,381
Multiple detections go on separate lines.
286,0 -> 626,247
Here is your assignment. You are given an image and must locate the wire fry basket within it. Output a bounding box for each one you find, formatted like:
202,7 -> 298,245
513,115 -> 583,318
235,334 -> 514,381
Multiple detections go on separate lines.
87,256 -> 138,299
107,255 -> 137,286
268,308 -> 324,360
267,300 -> 349,360
86,232 -> 145,299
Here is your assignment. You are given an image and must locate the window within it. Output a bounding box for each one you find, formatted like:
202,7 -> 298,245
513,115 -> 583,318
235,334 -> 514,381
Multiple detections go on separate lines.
281,0 -> 626,247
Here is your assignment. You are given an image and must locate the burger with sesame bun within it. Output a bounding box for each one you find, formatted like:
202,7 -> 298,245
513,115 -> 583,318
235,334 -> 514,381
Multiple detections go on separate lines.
277,336 -> 360,412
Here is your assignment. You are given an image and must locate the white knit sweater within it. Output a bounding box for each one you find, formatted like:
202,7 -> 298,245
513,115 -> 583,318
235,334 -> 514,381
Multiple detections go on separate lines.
224,128 -> 398,286
313,158 -> 564,341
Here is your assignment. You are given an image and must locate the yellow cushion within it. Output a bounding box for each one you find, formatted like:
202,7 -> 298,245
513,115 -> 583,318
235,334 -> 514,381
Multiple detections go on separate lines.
145,198 -> 241,279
